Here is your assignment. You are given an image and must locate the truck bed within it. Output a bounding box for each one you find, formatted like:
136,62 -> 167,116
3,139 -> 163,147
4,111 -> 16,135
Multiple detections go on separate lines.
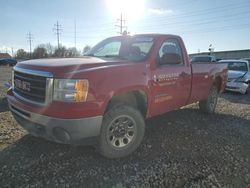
189,62 -> 228,104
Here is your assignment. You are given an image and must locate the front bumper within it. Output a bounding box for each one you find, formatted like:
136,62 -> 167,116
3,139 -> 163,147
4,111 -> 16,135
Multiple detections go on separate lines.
9,102 -> 103,145
225,81 -> 248,94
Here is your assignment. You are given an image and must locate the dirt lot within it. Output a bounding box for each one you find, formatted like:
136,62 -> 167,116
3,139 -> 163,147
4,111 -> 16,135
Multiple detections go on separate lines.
0,66 -> 250,187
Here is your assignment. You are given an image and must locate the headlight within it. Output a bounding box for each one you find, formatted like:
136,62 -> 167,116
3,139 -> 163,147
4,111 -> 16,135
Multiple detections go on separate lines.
53,79 -> 89,102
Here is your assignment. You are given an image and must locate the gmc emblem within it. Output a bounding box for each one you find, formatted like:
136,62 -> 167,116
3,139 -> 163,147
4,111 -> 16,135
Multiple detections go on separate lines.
14,79 -> 31,92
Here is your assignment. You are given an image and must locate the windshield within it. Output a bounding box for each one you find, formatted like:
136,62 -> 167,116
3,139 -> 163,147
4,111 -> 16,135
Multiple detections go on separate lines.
227,62 -> 248,72
85,36 -> 154,62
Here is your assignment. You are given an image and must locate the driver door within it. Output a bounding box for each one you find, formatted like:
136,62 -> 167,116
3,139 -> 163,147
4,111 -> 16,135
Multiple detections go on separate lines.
150,38 -> 192,117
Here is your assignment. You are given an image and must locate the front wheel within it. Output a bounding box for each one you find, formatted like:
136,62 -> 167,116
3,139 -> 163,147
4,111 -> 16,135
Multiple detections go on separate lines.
245,83 -> 250,94
199,86 -> 218,113
99,105 -> 145,158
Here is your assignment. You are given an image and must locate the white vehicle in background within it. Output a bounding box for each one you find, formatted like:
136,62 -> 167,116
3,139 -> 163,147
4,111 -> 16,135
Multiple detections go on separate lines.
244,58 -> 250,64
219,59 -> 250,94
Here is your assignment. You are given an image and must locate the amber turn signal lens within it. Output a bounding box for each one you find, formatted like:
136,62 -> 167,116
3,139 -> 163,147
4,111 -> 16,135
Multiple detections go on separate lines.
74,80 -> 89,102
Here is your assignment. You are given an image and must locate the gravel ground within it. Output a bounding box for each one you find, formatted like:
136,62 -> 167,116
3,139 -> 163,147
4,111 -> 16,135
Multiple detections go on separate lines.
0,66 -> 250,187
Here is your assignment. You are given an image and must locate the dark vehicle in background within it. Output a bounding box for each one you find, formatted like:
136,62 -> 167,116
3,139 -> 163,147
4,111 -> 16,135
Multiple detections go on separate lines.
0,58 -> 17,66
190,55 -> 217,63
219,59 -> 250,94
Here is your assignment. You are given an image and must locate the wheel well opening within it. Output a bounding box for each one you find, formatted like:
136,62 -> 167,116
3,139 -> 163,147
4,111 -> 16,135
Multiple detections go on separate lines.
105,91 -> 148,117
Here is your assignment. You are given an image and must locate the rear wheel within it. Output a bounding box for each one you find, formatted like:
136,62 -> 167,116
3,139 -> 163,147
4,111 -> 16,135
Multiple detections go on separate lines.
245,83 -> 250,94
99,105 -> 145,158
199,86 -> 218,113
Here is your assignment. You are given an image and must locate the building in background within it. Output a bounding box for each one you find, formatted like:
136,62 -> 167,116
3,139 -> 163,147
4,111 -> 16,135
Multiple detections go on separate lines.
0,53 -> 11,58
190,49 -> 250,60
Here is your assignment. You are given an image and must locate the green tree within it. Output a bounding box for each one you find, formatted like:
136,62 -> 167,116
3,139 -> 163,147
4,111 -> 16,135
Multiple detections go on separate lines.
54,46 -> 67,57
38,43 -> 55,57
66,47 -> 80,57
83,45 -> 91,54
16,49 -> 28,59
33,47 -> 48,59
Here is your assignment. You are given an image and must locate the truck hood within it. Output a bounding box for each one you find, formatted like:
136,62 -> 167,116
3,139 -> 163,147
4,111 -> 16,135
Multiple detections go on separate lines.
16,57 -> 132,75
228,70 -> 246,79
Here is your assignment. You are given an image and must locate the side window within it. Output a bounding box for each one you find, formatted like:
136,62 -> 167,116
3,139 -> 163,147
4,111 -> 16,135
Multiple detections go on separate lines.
158,39 -> 183,66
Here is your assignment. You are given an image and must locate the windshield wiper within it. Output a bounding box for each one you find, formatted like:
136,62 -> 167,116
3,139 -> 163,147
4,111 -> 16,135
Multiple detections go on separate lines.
102,55 -> 126,59
84,53 -> 95,57
84,54 -> 127,60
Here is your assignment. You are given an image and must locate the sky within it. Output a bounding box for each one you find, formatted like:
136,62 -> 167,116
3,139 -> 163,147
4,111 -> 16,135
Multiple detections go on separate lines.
0,0 -> 250,55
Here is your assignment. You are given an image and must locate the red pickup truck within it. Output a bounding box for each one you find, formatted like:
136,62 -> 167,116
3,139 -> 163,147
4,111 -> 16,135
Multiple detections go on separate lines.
7,34 -> 228,158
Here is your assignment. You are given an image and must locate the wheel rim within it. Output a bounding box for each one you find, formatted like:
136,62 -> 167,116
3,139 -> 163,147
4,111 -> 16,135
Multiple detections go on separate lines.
106,115 -> 137,149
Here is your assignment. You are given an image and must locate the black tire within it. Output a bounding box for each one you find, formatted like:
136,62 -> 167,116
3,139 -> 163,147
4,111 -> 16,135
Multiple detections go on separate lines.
245,83 -> 250,94
199,86 -> 218,113
99,105 -> 145,159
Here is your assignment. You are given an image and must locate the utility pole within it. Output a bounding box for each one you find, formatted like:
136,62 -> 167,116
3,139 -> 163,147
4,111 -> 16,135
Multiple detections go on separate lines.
53,21 -> 63,49
74,20 -> 76,49
27,32 -> 34,59
11,47 -> 14,57
115,13 -> 127,35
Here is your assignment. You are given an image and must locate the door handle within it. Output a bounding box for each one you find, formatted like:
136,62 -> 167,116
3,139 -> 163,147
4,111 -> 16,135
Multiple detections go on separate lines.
153,75 -> 159,82
180,72 -> 189,78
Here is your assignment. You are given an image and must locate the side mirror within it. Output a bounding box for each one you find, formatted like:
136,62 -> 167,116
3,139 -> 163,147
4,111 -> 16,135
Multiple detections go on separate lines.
159,53 -> 181,65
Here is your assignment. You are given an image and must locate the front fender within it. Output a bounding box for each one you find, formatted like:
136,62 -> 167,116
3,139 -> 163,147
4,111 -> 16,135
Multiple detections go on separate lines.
101,85 -> 150,114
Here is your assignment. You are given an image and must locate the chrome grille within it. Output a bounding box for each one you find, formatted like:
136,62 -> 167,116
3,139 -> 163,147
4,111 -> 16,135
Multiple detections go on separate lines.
14,71 -> 47,103
13,67 -> 53,105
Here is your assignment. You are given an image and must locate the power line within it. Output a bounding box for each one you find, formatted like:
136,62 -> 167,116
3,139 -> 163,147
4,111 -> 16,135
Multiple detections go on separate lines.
53,21 -> 63,49
180,24 -> 250,35
130,4 -> 250,29
131,11 -> 250,31
26,32 -> 34,58
57,2 -> 250,37
115,13 -> 127,35
63,21 -> 115,29
139,23 -> 250,36
144,1 -> 250,22
62,2 -> 249,32
11,47 -> 14,57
